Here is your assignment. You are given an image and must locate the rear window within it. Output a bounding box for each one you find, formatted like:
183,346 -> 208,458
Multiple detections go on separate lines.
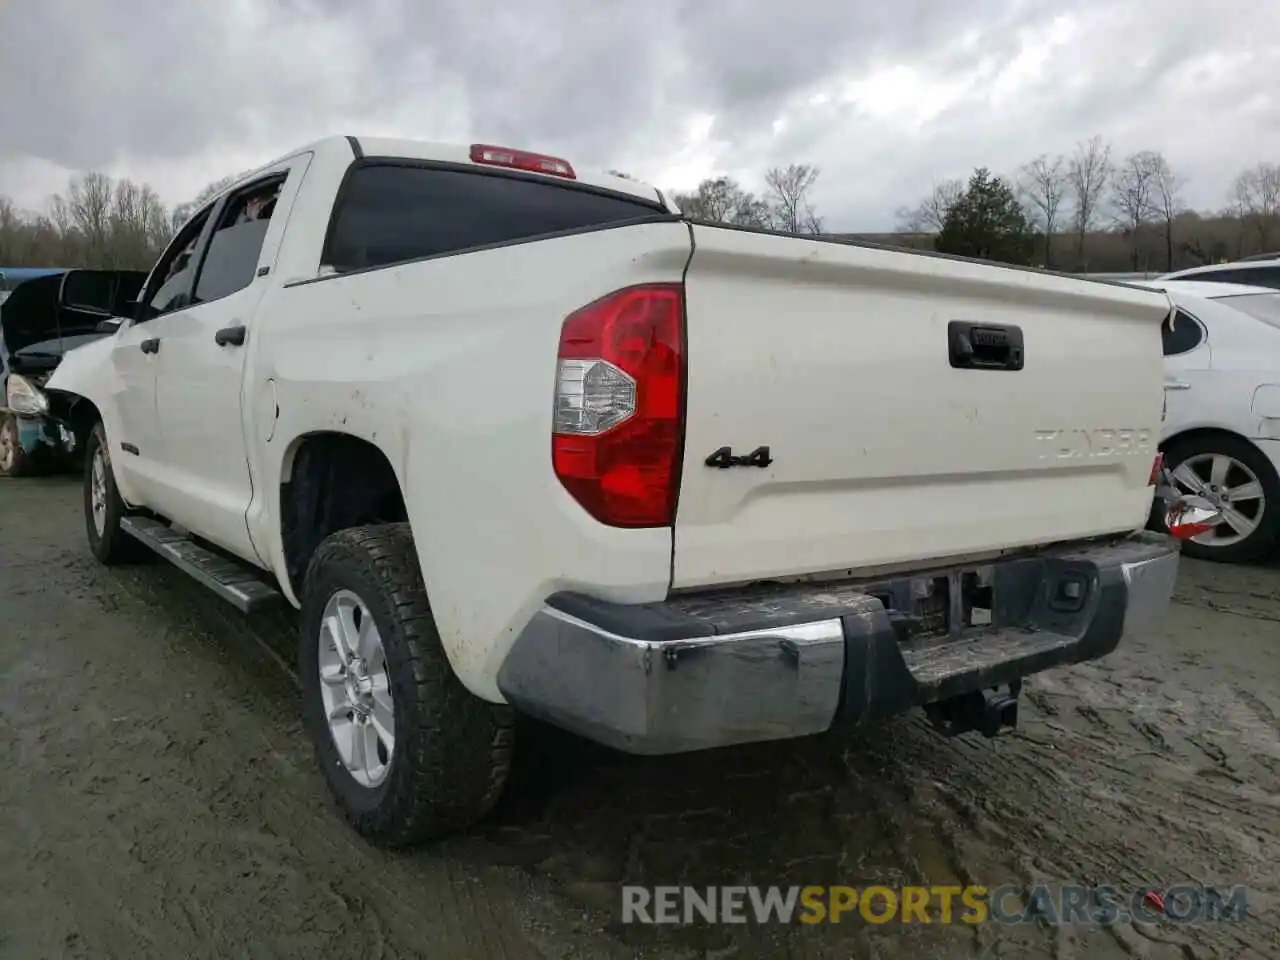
1213,293 -> 1280,329
323,164 -> 663,273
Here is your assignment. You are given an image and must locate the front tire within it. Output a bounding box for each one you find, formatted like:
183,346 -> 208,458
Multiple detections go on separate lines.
83,422 -> 147,565
299,523 -> 514,847
1157,434 -> 1280,563
0,413 -> 35,477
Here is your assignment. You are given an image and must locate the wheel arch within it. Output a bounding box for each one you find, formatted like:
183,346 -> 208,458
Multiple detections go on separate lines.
277,430 -> 410,599
47,388 -> 104,450
1160,425 -> 1261,455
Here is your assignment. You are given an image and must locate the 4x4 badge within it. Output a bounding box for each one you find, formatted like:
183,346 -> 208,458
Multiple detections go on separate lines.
705,446 -> 773,469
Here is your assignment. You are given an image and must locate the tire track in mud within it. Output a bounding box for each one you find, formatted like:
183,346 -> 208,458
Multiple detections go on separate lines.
5,479 -> 1280,959
96,557 -> 654,960
881,580 -> 1280,960
0,481 -> 646,960
473,557 -> 1280,959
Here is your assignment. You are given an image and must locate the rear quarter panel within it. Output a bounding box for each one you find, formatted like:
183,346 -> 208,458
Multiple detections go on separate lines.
254,220 -> 693,701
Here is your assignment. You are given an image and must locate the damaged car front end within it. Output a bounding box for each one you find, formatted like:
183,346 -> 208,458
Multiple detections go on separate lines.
1,269 -> 145,476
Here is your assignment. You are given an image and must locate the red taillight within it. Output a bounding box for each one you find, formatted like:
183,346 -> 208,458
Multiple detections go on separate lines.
552,284 -> 685,527
1149,453 -> 1164,486
470,143 -> 576,179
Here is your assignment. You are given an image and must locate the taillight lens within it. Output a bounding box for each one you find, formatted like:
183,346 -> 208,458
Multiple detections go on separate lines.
1149,453 -> 1164,486
552,284 -> 685,527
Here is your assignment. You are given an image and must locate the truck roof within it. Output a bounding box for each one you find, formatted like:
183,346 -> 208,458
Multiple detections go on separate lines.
219,135 -> 671,212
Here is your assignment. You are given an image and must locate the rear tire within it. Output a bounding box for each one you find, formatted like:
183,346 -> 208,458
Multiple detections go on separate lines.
83,422 -> 147,565
299,523 -> 514,847
1156,433 -> 1280,563
0,414 -> 35,477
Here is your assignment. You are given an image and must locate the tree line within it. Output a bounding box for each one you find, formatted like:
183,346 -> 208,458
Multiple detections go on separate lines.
0,169 -> 249,272
893,135 -> 1280,272
0,159 -> 821,272
661,163 -> 826,234
2,136 -> 1275,275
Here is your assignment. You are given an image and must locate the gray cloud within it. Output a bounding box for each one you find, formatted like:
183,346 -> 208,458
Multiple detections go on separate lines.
0,0 -> 1277,229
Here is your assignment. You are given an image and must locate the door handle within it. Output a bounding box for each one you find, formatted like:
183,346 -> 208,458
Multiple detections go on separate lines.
1164,380 -> 1191,391
140,338 -> 160,354
214,325 -> 247,347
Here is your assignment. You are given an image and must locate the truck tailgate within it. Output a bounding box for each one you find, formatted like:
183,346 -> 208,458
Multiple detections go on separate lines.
673,226 -> 1173,589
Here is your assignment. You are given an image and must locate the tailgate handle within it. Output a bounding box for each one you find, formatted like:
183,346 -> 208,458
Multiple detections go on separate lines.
948,321 -> 1024,372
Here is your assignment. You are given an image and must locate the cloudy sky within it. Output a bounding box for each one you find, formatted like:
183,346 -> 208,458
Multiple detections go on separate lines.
1,0 -> 1276,231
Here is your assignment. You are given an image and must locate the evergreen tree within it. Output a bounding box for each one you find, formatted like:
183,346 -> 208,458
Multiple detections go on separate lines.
936,168 -> 1035,265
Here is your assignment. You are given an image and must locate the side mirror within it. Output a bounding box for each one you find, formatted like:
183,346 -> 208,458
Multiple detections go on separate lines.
95,318 -> 122,334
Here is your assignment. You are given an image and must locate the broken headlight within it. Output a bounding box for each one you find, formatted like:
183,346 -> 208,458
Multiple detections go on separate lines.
5,374 -> 49,416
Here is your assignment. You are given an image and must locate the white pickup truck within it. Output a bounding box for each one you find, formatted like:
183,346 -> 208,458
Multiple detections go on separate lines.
48,135 -> 1187,846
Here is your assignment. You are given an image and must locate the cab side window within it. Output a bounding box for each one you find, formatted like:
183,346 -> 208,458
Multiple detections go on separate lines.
192,178 -> 283,305
1162,309 -> 1206,356
137,207 -> 214,321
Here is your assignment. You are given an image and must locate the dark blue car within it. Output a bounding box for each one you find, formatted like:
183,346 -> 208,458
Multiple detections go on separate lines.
1,268 -> 147,476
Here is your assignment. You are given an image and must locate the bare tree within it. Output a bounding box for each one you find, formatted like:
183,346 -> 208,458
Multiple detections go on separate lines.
109,179 -> 171,270
1065,135 -> 1112,267
1150,153 -> 1183,272
0,171 -> 176,271
895,178 -> 963,233
1231,162 -> 1280,253
0,196 -> 23,263
764,163 -> 822,234
1111,151 -> 1162,270
672,176 -> 772,227
63,172 -> 115,265
1018,154 -> 1067,267
171,169 -> 255,231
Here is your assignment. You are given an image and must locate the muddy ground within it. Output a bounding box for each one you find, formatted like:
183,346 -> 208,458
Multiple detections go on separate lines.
1,476 -> 1277,960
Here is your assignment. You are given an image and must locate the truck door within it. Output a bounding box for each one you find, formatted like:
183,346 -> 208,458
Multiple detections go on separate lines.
145,155 -> 312,563
108,205 -> 218,506
1161,305 -> 1212,439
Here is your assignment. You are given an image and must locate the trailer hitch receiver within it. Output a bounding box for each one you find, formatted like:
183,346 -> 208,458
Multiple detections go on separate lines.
924,681 -> 1022,739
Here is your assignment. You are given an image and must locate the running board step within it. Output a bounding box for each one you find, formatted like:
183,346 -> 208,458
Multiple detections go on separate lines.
120,516 -> 283,614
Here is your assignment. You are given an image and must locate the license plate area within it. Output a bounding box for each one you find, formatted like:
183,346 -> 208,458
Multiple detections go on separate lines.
868,567 -> 995,644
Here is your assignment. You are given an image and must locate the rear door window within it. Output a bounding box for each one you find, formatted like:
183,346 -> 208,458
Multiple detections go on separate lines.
323,164 -> 664,273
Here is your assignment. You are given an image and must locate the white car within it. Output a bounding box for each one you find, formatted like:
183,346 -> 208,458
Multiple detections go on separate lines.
1138,279 -> 1280,561
1157,256 -> 1280,290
